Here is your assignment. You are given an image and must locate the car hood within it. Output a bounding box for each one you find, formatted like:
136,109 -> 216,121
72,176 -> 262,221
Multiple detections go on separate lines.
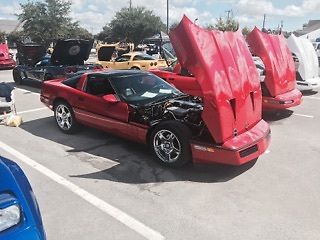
16,43 -> 46,66
247,27 -> 296,97
287,34 -> 319,81
51,39 -> 93,65
97,45 -> 116,61
169,15 -> 262,144
0,43 -> 10,60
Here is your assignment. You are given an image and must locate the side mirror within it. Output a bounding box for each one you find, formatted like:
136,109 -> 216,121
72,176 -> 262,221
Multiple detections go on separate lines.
103,94 -> 119,103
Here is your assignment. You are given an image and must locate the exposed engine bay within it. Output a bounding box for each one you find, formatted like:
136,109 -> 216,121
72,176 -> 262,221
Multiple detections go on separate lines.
131,96 -> 207,136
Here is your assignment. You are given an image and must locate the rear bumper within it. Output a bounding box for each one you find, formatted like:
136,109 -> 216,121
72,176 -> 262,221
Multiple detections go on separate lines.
297,77 -> 320,91
190,120 -> 271,166
262,88 -> 302,109
0,59 -> 16,69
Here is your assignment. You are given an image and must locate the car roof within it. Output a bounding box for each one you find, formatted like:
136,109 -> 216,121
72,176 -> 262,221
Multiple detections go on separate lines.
88,69 -> 148,78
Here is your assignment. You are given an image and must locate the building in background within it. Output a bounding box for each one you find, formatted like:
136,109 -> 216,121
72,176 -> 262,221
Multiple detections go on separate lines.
294,20 -> 320,41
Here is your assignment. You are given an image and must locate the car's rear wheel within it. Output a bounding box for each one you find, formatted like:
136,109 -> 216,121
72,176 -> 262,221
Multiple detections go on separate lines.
131,66 -> 140,70
12,69 -> 22,85
150,121 -> 192,168
54,101 -> 79,134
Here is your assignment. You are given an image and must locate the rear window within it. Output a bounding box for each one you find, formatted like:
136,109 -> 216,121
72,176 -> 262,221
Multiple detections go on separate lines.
63,75 -> 81,88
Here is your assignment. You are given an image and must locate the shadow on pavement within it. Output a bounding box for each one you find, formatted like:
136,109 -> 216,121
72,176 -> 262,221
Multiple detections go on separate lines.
262,109 -> 293,123
301,90 -> 318,96
20,116 -> 256,184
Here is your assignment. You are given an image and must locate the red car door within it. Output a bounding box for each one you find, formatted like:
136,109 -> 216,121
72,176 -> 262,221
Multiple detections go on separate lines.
72,73 -> 131,138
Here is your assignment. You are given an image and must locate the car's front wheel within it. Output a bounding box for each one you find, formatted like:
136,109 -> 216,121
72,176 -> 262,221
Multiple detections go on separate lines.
150,121 -> 192,168
54,101 -> 78,134
12,69 -> 22,85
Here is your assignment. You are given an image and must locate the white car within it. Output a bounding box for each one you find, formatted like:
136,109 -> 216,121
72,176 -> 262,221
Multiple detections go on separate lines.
287,35 -> 320,91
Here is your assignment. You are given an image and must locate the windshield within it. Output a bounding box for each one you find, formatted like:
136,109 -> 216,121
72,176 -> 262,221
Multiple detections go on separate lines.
110,73 -> 182,106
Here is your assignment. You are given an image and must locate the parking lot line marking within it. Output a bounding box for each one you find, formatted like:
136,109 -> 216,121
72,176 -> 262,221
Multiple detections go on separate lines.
15,88 -> 40,96
17,107 -> 48,115
265,149 -> 270,154
0,141 -> 165,240
293,113 -> 314,118
303,96 -> 320,101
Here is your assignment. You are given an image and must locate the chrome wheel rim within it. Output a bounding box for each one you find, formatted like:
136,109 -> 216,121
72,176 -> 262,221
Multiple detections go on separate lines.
153,130 -> 181,163
55,105 -> 72,130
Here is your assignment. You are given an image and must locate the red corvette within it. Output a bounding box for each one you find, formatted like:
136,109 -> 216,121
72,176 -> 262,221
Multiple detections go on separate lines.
247,28 -> 302,110
40,16 -> 270,167
0,43 -> 16,69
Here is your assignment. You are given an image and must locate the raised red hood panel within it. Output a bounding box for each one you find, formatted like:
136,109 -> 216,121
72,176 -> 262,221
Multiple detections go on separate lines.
0,44 -> 10,60
170,16 -> 262,144
247,27 -> 296,97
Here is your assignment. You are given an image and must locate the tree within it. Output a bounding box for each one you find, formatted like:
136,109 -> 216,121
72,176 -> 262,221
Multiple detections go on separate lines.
95,25 -> 113,42
241,26 -> 252,37
0,31 -> 6,43
18,0 -> 91,47
207,16 -> 239,32
6,31 -> 26,46
107,7 -> 166,45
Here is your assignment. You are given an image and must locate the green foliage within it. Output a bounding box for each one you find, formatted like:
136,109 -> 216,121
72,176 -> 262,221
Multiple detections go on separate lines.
95,25 -> 112,42
6,31 -> 26,46
241,26 -> 252,37
0,31 -> 6,43
18,0 -> 91,47
98,7 -> 166,45
208,17 -> 239,32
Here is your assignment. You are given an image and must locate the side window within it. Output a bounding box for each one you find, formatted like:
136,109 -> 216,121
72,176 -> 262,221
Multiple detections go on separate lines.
133,55 -> 144,61
115,56 -> 130,62
63,75 -> 81,88
86,75 -> 115,96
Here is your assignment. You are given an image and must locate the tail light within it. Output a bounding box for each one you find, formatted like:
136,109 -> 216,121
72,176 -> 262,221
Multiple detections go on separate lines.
150,62 -> 154,66
154,62 -> 157,66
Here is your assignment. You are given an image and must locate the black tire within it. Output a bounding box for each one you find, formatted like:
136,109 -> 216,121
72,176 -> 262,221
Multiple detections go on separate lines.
131,66 -> 140,70
44,73 -> 53,81
12,69 -> 22,85
149,121 -> 192,168
53,101 -> 79,134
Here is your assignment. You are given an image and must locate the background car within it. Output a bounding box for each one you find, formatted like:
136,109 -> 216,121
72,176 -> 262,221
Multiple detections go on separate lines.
287,35 -> 320,91
0,156 -> 46,240
247,28 -> 302,110
12,39 -> 102,85
96,45 -> 167,70
0,43 -> 16,70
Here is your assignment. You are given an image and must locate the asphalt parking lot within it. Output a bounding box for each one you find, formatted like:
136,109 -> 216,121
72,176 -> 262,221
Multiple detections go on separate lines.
0,69 -> 320,240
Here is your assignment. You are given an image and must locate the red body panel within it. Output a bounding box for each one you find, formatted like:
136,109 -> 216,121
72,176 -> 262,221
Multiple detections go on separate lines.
247,28 -> 301,109
40,78 -> 148,144
150,69 -> 202,97
0,44 -> 16,69
191,120 -> 270,165
169,16 -> 262,144
262,88 -> 302,109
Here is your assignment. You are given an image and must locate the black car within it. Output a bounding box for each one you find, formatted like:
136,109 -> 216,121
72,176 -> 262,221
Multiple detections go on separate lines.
12,39 -> 102,85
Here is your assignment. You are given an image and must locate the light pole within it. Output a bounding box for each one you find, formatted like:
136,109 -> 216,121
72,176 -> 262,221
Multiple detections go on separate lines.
167,0 -> 169,33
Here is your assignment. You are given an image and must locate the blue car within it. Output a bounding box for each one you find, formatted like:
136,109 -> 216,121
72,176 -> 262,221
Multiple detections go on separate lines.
0,156 -> 46,240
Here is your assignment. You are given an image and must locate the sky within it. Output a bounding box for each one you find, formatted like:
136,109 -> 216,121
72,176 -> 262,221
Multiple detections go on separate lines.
1,0 -> 320,34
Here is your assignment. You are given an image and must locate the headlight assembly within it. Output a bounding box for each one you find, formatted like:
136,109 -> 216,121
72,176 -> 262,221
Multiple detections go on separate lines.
0,204 -> 21,232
